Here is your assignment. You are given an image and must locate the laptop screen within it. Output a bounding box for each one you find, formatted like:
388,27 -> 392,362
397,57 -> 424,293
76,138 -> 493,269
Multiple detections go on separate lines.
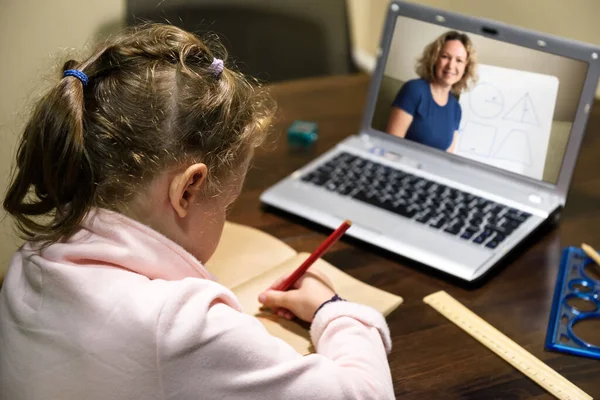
371,15 -> 589,184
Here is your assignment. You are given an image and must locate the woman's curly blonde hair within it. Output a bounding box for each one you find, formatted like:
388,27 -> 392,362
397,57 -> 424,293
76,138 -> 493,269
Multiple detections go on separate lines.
415,30 -> 478,96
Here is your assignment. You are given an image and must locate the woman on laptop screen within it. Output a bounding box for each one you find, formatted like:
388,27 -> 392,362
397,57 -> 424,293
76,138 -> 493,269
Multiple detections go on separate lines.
386,30 -> 478,152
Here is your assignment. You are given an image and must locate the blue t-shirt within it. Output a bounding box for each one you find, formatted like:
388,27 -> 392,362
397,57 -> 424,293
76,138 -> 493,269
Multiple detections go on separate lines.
392,78 -> 461,151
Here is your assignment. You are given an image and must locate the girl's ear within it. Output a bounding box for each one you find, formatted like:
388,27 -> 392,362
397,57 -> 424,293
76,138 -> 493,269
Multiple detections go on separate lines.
168,163 -> 208,218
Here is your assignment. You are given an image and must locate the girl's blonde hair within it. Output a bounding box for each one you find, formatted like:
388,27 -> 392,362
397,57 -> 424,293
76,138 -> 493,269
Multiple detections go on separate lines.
4,23 -> 275,244
415,30 -> 478,96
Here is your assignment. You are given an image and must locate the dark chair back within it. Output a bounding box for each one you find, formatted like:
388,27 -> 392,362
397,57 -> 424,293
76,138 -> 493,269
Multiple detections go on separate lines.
126,0 -> 356,82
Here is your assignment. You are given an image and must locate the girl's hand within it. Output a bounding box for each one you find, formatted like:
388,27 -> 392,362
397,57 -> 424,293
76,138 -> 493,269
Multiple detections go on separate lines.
258,269 -> 336,323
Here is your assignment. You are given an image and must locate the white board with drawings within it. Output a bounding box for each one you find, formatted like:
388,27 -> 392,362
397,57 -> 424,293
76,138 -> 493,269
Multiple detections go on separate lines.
455,64 -> 559,180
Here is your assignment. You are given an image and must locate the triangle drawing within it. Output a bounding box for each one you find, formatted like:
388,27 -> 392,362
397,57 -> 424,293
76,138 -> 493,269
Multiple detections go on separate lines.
503,93 -> 539,125
493,129 -> 532,165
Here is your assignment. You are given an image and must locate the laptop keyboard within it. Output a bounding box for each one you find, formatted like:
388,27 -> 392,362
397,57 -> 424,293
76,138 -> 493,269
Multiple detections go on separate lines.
300,152 -> 531,249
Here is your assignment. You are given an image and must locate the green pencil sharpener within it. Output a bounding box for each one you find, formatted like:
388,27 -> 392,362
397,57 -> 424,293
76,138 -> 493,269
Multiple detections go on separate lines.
287,120 -> 318,147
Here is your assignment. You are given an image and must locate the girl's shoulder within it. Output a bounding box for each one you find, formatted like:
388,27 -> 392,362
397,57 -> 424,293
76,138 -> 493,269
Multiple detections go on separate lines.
125,276 -> 242,320
93,276 -> 243,342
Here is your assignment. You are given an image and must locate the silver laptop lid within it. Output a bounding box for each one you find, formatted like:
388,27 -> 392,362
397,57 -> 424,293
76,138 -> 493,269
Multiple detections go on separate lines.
361,1 -> 600,205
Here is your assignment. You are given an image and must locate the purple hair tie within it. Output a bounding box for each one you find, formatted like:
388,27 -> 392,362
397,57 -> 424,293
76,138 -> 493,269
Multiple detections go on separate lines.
209,57 -> 224,78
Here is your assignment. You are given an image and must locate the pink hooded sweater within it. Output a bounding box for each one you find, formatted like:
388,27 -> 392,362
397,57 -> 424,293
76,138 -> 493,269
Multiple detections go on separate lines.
0,208 -> 394,399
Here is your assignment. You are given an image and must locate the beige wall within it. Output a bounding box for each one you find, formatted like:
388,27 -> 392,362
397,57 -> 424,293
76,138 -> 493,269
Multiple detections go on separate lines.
385,16 -> 588,121
346,0 -> 600,98
0,0 -> 125,277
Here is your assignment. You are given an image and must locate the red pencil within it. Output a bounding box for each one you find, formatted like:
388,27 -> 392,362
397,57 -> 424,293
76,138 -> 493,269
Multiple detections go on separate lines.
273,220 -> 352,291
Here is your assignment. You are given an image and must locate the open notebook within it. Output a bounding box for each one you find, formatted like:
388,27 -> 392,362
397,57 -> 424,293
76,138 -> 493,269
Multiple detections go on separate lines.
205,222 -> 403,355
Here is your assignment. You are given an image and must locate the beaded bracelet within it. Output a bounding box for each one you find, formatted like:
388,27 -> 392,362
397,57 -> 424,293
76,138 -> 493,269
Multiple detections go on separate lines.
313,294 -> 346,318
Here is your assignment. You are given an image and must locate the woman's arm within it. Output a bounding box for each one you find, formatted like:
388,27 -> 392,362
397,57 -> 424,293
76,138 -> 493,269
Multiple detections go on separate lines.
447,131 -> 459,153
386,107 -> 413,138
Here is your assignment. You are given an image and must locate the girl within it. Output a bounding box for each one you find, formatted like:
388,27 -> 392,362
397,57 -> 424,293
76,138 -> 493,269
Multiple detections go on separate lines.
0,24 -> 394,399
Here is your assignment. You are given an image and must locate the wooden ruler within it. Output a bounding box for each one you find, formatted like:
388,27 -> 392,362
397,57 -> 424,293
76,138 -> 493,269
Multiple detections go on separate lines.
423,291 -> 592,400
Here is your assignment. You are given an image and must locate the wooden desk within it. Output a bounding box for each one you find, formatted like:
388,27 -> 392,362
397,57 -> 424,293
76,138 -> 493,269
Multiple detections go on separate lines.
227,74 -> 600,399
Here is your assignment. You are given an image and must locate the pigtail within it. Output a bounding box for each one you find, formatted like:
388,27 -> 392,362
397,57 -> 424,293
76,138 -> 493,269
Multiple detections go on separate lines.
3,61 -> 95,242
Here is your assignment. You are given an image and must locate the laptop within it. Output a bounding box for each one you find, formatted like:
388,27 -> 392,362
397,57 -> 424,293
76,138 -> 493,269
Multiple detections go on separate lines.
260,1 -> 600,282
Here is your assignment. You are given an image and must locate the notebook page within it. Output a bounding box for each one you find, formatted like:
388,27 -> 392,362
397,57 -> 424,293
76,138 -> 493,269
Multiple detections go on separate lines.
206,221 -> 297,289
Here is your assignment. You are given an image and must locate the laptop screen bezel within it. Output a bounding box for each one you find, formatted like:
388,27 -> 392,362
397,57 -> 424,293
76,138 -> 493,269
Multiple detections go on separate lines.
360,1 -> 600,203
